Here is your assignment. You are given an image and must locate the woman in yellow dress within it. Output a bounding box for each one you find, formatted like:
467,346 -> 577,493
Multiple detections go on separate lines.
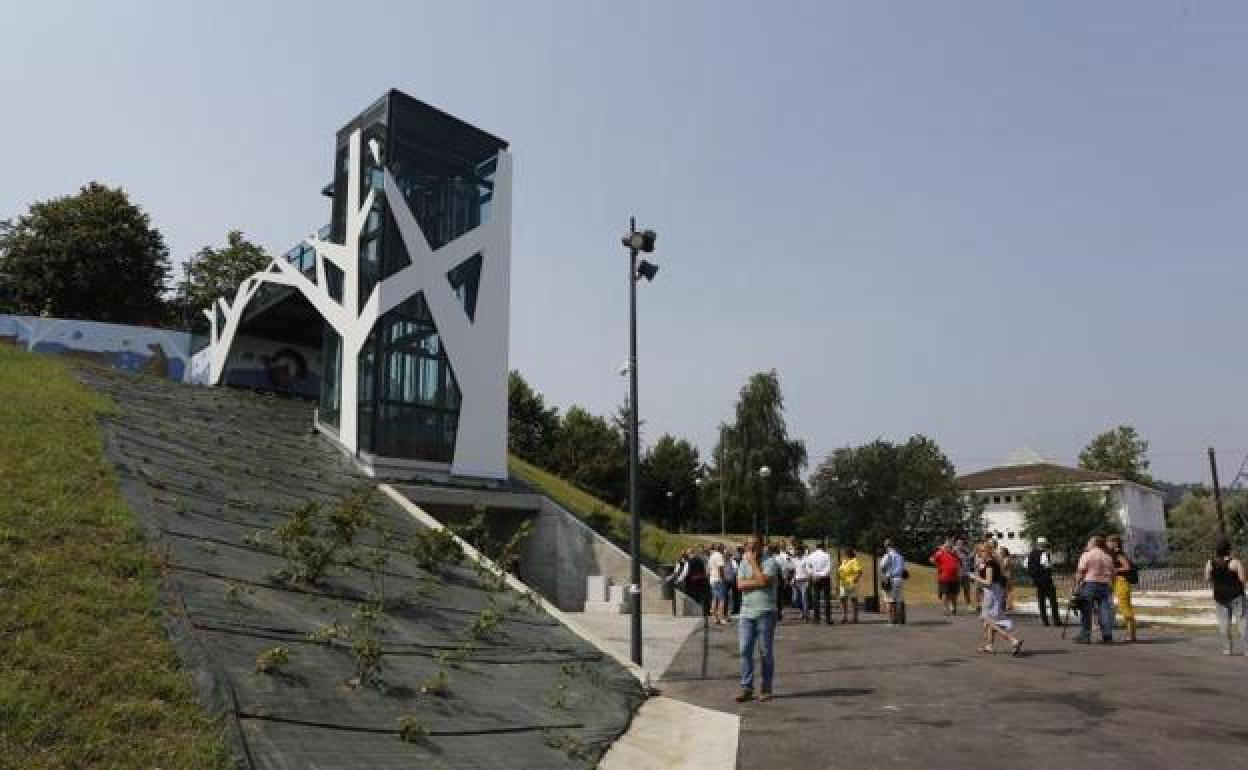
1107,534 -> 1137,643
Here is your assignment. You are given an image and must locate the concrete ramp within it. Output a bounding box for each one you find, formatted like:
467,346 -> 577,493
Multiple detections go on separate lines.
599,697 -> 739,770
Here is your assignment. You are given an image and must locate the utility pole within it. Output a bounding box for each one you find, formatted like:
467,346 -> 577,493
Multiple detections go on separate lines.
1210,447 -> 1227,540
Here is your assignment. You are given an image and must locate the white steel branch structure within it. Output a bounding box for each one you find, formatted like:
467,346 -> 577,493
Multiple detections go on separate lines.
202,94 -> 511,481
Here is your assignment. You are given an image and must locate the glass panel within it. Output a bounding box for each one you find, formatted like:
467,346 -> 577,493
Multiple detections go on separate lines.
356,291 -> 460,463
320,327 -> 342,429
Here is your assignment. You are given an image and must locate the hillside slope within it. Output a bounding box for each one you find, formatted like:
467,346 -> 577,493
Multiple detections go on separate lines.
59,357 -> 643,769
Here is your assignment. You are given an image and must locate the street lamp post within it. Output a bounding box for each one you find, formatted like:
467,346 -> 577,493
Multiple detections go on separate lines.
621,217 -> 657,668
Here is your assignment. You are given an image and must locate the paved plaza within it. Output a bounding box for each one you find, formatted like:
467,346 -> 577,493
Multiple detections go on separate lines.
656,607 -> 1246,769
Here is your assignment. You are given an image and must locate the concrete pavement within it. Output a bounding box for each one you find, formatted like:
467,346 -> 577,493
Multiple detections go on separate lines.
656,606 -> 1246,769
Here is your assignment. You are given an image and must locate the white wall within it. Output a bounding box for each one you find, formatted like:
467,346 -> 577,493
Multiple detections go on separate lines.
974,481 -> 1168,562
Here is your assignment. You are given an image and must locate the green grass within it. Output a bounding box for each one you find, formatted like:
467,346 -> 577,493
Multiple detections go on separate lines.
508,455 -> 720,566
0,346 -> 230,769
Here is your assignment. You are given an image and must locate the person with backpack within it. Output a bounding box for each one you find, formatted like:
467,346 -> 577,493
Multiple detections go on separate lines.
1027,537 -> 1061,627
1206,539 -> 1247,656
1106,534 -> 1137,643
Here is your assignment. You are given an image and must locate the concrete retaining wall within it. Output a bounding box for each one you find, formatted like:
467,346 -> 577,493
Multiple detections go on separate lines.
520,497 -> 702,617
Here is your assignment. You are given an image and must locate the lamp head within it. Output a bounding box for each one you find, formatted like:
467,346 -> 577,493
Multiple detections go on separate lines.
622,229 -> 657,253
636,260 -> 660,282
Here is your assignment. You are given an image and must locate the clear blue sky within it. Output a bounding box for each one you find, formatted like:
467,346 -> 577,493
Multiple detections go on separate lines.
3,1 -> 1246,483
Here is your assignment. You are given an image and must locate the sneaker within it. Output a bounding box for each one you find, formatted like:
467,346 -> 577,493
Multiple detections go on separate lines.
735,689 -> 754,703
759,691 -> 773,702
1011,640 -> 1024,657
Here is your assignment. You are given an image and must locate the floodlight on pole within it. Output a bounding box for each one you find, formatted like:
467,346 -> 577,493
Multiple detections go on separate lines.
621,215 -> 658,668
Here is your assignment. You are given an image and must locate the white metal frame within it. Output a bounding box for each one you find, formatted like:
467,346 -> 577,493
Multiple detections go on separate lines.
204,129 -> 512,480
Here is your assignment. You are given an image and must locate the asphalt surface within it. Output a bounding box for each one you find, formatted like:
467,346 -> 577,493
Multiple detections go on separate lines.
658,605 -> 1247,769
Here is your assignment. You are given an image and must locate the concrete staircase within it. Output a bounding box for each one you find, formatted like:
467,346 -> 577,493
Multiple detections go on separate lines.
584,575 -> 629,614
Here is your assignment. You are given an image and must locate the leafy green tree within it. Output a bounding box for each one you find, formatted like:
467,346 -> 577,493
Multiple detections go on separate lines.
714,370 -> 808,536
641,434 -> 701,531
1168,488 -> 1248,558
175,230 -> 271,331
1021,484 -> 1119,564
1078,425 -> 1153,486
0,182 -> 170,323
507,371 -> 561,465
806,435 -> 970,557
550,406 -> 628,505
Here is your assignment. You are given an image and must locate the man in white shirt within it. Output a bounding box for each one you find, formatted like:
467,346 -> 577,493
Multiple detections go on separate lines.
792,544 -> 812,621
707,544 -> 728,624
807,543 -> 833,624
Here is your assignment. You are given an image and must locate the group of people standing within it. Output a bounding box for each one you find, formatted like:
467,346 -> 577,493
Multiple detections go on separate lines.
669,529 -> 1248,705
669,537 -> 868,702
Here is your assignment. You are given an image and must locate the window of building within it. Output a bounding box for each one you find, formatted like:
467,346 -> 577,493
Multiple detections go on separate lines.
447,252 -> 483,321
993,496 -> 1001,504
1008,532 -> 1015,539
358,292 -> 461,463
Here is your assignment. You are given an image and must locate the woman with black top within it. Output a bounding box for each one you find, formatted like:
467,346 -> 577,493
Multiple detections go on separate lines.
972,542 -> 1023,656
1206,539 -> 1247,655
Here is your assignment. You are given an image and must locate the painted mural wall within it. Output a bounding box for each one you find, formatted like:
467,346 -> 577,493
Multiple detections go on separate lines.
219,333 -> 322,399
0,314 -> 195,382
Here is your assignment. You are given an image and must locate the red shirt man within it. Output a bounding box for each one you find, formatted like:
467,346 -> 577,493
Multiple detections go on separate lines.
931,542 -> 963,614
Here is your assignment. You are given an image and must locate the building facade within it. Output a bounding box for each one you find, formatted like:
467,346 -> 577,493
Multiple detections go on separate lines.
199,91 -> 511,481
957,450 -> 1168,563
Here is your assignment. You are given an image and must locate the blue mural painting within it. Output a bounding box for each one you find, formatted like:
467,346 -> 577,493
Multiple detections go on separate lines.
1,315 -> 194,382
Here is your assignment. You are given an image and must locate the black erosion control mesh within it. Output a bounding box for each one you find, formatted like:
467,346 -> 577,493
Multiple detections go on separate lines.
80,368 -> 644,769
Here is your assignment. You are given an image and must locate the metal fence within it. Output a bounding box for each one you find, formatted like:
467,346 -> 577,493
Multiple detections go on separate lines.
1008,563 -> 1208,594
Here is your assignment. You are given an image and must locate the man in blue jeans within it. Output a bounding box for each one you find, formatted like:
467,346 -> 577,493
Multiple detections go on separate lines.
1073,535 -> 1116,644
735,534 -> 779,702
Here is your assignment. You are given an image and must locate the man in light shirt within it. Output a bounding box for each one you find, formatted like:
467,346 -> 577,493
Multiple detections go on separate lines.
707,543 -> 728,625
792,544 -> 811,622
879,539 -> 906,626
1072,535 -> 1116,644
807,543 -> 833,624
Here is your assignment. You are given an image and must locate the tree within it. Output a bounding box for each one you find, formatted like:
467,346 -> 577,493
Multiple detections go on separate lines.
507,371 -> 561,466
641,435 -> 701,531
714,370 -> 808,535
0,182 -> 170,323
1021,484 -> 1119,564
549,406 -> 629,506
1079,425 -> 1153,486
175,230 -> 271,331
806,435 -> 971,557
1168,488 -> 1248,558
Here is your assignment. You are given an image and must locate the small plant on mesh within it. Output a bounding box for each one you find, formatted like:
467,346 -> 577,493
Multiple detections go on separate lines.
407,527 -> 464,573
544,663 -> 577,711
271,487 -> 376,585
420,658 -> 451,697
467,605 -> 503,641
255,646 -> 293,675
542,730 -> 592,763
305,621 -> 348,645
396,715 -> 429,743
349,603 -> 385,688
